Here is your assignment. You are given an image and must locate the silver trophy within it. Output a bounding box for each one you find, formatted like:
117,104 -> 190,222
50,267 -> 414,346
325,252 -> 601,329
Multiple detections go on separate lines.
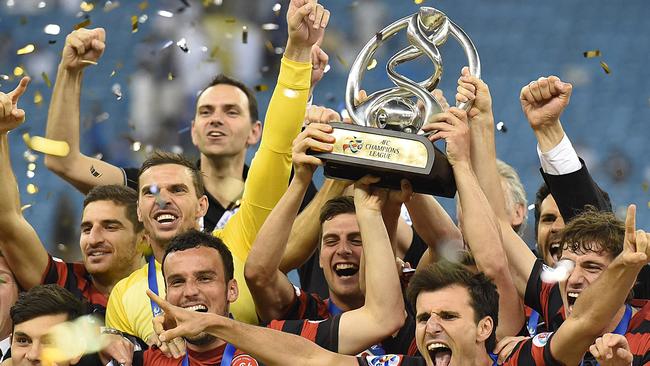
311,7 -> 480,197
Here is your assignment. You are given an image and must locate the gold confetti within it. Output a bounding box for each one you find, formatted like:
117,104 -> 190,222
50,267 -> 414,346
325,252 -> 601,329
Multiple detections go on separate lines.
17,44 -> 35,55
643,182 -> 649,192
242,26 -> 248,44
336,53 -> 348,67
599,61 -> 611,74
23,133 -> 71,157
41,72 -> 52,88
80,60 -> 98,65
80,1 -> 94,11
264,40 -> 275,53
110,70 -> 116,77
209,46 -> 220,59
73,18 -> 91,30
367,59 -> 378,70
272,2 -> 281,15
34,91 -> 43,105
254,84 -> 268,92
225,18 -> 236,23
167,72 -> 174,80
27,163 -> 36,171
14,66 -> 24,76
583,50 -> 601,58
414,0 -> 424,3
138,0 -> 148,10
21,204 -> 32,212
26,184 -> 38,195
131,16 -> 139,33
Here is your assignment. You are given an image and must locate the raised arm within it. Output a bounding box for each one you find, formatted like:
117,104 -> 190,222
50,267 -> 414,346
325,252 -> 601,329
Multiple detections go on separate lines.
424,106 -> 525,339
522,76 -> 611,221
0,78 -> 50,289
148,291 -> 357,366
549,205 -> 648,366
44,28 -> 125,194
336,176 -> 406,354
452,72 -> 536,296
244,123 -> 333,322
279,107 -> 351,272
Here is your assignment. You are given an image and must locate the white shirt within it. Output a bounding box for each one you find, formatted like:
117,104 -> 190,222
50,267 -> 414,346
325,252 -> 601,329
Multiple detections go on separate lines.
536,134 -> 581,175
0,336 -> 10,361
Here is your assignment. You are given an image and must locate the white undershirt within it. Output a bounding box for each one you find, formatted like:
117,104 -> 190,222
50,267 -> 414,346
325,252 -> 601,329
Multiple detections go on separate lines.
0,336 -> 10,360
536,134 -> 582,175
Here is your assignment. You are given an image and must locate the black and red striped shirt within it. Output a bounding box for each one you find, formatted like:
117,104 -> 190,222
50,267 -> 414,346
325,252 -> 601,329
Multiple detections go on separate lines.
525,259 -> 650,365
41,255 -> 107,316
282,286 -> 419,356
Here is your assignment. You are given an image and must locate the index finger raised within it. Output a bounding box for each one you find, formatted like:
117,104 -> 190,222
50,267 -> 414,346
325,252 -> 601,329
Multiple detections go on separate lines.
624,204 -> 636,246
9,76 -> 30,102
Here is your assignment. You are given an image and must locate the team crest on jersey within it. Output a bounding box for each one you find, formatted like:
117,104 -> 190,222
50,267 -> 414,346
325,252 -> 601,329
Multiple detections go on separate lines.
365,354 -> 402,366
231,354 -> 258,366
532,332 -> 553,347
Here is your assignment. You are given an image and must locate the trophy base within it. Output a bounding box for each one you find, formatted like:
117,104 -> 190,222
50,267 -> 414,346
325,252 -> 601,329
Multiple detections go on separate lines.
309,123 -> 456,198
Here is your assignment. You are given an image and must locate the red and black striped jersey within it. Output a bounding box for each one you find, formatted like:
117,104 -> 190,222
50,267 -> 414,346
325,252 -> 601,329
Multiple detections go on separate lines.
525,259 -> 650,365
41,255 -> 107,317
281,286 -> 418,356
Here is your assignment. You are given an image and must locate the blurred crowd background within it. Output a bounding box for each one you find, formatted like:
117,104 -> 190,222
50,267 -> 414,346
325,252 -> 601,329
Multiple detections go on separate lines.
1,0 -> 648,261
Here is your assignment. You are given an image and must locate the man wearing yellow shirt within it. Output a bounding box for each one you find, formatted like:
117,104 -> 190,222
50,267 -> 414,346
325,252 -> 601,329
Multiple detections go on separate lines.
105,0 -> 330,346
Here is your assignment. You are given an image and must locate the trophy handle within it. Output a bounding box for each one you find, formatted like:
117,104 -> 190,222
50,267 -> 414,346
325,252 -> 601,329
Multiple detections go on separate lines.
345,7 -> 480,131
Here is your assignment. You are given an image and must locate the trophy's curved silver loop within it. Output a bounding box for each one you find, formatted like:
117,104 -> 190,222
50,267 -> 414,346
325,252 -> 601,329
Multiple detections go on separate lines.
345,7 -> 480,130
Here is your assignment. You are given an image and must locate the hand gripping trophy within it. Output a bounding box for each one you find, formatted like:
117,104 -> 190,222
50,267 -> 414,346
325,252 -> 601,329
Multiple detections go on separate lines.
311,7 -> 480,197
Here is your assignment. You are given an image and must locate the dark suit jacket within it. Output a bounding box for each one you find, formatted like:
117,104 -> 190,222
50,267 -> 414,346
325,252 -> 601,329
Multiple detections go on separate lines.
541,158 -> 649,300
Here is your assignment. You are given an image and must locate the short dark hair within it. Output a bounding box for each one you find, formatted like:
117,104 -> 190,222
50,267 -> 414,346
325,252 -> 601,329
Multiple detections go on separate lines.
319,196 -> 356,225
406,261 -> 499,353
138,151 -> 205,198
83,185 -> 143,233
560,206 -> 624,259
196,74 -> 259,123
162,229 -> 234,283
10,284 -> 84,327
534,182 -> 613,239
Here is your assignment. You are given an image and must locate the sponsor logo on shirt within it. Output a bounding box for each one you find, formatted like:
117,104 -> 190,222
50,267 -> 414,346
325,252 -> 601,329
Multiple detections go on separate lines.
231,354 -> 258,366
365,354 -> 402,366
532,332 -> 553,348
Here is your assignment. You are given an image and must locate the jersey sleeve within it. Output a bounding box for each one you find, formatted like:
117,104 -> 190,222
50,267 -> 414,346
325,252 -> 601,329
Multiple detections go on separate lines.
504,332 -> 563,366
122,167 -> 139,191
524,259 -> 564,331
267,314 -> 341,352
215,56 -> 311,262
281,286 -> 330,320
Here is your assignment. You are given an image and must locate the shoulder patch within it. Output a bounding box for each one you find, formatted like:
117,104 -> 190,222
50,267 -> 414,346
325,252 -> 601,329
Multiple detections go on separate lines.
231,354 -> 259,366
532,332 -> 553,347
365,354 -> 402,366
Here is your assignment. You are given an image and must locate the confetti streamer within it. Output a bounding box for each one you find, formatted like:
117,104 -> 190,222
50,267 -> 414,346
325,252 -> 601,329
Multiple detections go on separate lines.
23,133 -> 71,157
138,1 -> 148,10
177,38 -> 189,53
34,91 -> 43,105
73,18 -> 91,30
42,72 -> 52,88
80,60 -> 98,65
17,44 -> 35,55
158,10 -> 174,18
112,83 -> 122,100
80,1 -> 94,11
242,26 -> 248,44
599,61 -> 611,74
541,259 -> 575,283
131,15 -> 139,33
26,184 -> 38,195
583,50 -> 601,58
496,121 -> 508,133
